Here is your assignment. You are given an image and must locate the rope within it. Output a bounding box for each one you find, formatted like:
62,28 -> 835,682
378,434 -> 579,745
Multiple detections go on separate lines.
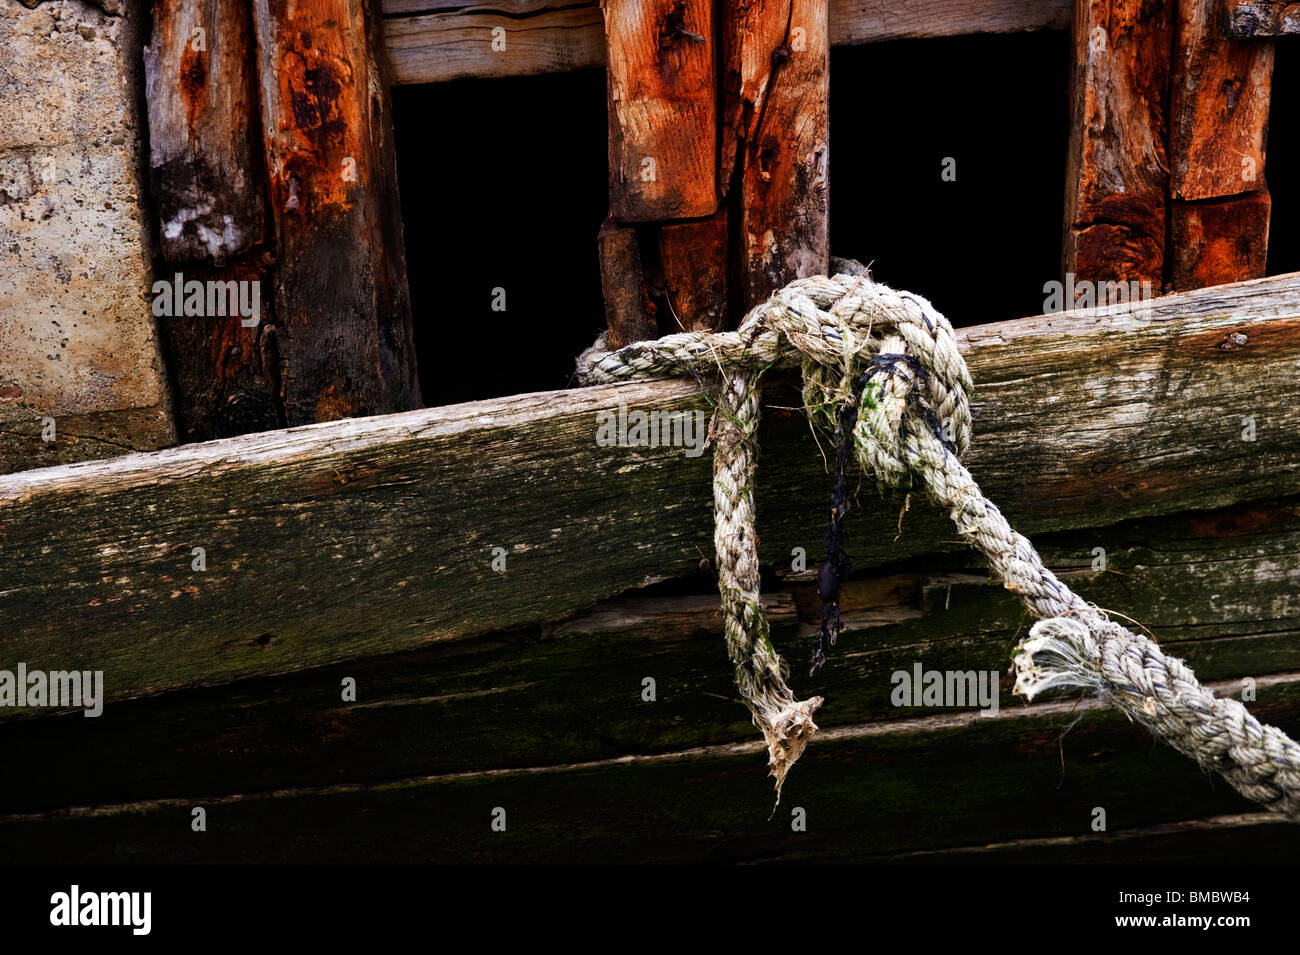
576,259 -> 1300,819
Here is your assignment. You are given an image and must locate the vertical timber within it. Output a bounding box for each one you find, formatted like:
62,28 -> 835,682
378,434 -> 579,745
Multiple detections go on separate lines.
1167,0 -> 1274,290
251,0 -> 421,425
1063,0 -> 1172,290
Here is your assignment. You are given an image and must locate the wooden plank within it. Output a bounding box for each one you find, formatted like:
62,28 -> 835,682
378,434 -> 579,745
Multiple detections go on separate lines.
653,212 -> 729,332
829,0 -> 1073,43
1226,1 -> 1300,35
597,217 -> 657,347
144,0 -> 265,264
1,495 -> 1296,812
1,274 -> 1299,706
727,0 -> 830,304
251,0 -> 421,425
2,673 -> 1297,862
1169,188 -> 1271,290
1170,0 -> 1274,202
602,0 -> 716,222
384,5 -> 605,86
1063,0 -> 1172,288
380,0 -> 1073,85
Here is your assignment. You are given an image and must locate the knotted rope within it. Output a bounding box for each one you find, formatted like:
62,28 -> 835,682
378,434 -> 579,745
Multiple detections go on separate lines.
576,260 -> 1300,819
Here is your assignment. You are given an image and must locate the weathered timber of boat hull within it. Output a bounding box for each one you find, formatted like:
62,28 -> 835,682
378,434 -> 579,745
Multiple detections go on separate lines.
1,273 -> 1298,861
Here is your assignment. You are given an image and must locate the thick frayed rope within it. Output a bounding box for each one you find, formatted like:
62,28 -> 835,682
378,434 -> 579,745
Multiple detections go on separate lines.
576,260 -> 1300,818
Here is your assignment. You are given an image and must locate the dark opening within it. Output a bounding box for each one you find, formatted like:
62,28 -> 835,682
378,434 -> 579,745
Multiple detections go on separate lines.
1266,49 -> 1300,276
830,32 -> 1071,328
392,70 -> 609,407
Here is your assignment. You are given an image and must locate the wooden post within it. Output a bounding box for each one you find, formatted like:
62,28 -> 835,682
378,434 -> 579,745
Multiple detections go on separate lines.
598,217 -> 657,348
144,0 -> 264,264
251,0 -> 421,425
144,0 -> 282,440
1167,0 -> 1274,291
725,0 -> 830,306
654,212 -> 729,333
602,0 -> 717,221
1063,0 -> 1172,289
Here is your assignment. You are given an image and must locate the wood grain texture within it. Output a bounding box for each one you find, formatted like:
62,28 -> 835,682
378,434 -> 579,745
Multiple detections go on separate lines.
380,0 -> 1073,84
653,212 -> 729,332
384,5 -> 605,85
252,0 -> 421,425
1169,187 -> 1271,290
144,0 -> 264,263
1,495 -> 1296,814
1170,0 -> 1274,201
602,0 -> 717,221
1,273 -> 1299,709
1226,0 -> 1300,34
726,0 -> 830,305
1063,0 -> 1172,287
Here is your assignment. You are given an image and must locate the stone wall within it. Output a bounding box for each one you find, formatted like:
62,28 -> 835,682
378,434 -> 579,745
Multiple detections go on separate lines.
0,0 -> 175,474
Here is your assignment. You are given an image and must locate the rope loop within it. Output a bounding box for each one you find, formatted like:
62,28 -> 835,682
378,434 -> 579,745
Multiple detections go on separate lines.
577,260 -> 1300,819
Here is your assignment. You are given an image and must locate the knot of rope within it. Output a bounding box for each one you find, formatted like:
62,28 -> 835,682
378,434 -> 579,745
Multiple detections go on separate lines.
577,260 -> 1300,818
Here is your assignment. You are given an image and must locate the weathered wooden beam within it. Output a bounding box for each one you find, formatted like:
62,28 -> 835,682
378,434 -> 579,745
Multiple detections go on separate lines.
602,0 -> 717,222
1226,0 -> 1300,35
143,0 -> 281,442
1063,0 -> 1172,288
2,673 -> 1297,862
726,0 -> 830,304
1,273 -> 1298,708
251,0 -> 421,425
1,494 -> 1296,813
380,0 -> 1072,85
384,4 -> 606,85
144,0 -> 264,263
1169,187 -> 1272,291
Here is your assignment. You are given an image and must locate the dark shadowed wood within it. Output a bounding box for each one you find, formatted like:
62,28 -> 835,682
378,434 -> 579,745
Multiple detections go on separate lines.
1,495 -> 1296,814
598,217 -> 657,347
1063,0 -> 1171,287
1,673 -> 1296,862
602,0 -> 717,222
1226,0 -> 1300,35
1170,0 -> 1274,202
144,0 -> 264,264
156,250 -> 284,440
1,273 -> 1298,709
251,0 -> 421,425
654,212 -> 729,332
726,0 -> 830,305
1170,188 -> 1272,290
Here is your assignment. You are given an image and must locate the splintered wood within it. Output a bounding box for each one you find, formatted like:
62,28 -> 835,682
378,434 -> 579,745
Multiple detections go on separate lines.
597,0 -> 829,343
726,0 -> 830,304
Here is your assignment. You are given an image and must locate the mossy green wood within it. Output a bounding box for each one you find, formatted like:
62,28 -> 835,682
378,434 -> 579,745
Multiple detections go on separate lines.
1,273 -> 1298,712
0,496 -> 1296,817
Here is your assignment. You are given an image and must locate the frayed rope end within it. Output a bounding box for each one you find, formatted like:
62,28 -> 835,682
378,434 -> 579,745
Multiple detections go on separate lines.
1012,617 -> 1105,701
752,695 -> 824,810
